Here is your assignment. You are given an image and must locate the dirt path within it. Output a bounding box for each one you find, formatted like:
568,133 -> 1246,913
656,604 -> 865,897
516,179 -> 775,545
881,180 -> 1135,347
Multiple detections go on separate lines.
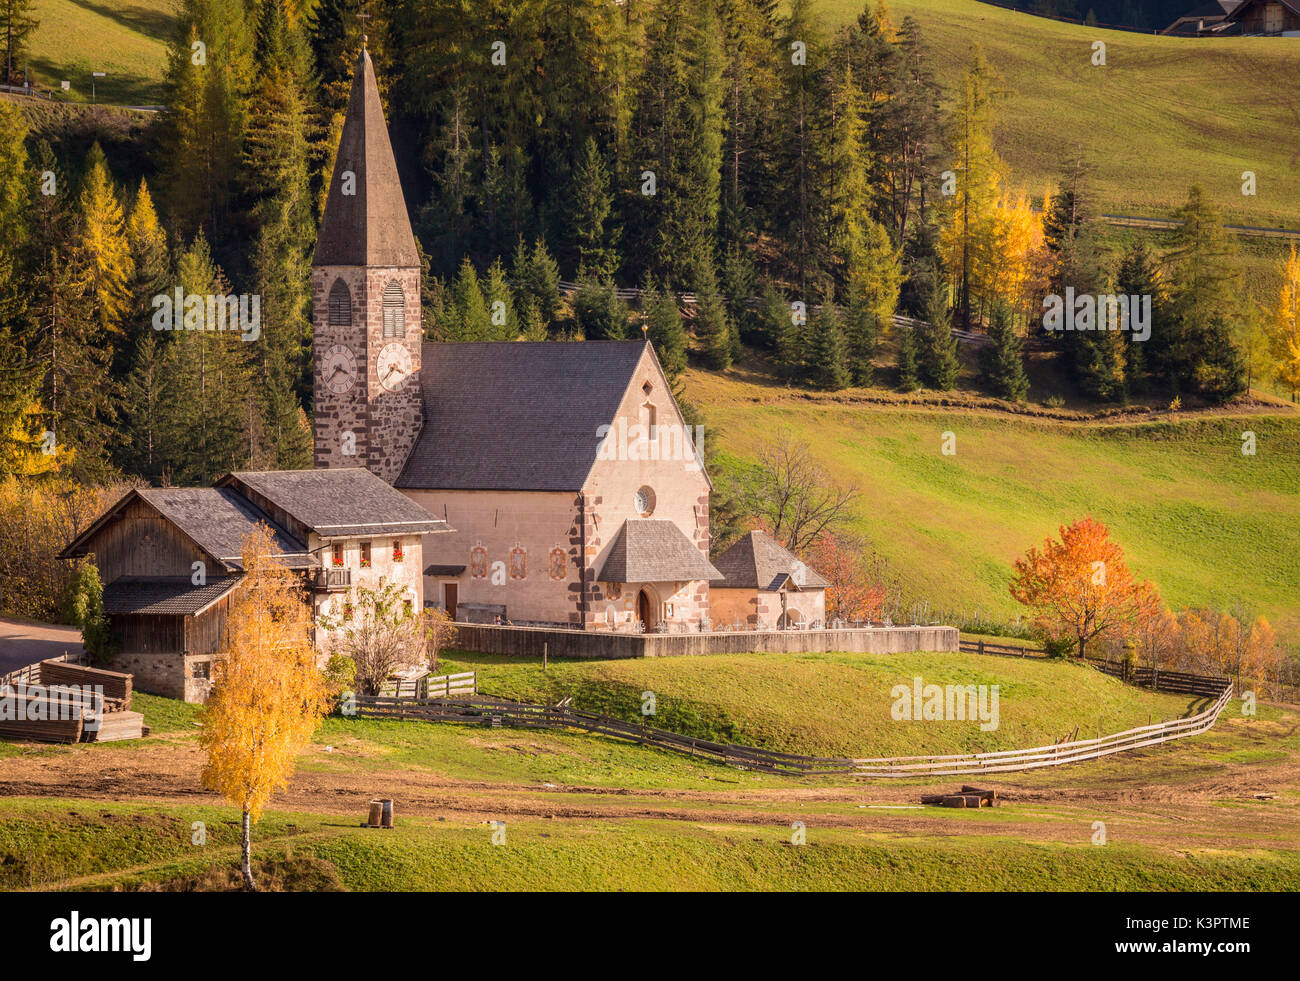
3,729 -> 1296,853
0,618 -> 83,675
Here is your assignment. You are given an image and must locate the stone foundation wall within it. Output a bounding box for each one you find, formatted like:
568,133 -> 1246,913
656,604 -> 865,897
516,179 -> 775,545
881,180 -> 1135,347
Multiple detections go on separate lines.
104,651 -> 217,703
450,624 -> 959,660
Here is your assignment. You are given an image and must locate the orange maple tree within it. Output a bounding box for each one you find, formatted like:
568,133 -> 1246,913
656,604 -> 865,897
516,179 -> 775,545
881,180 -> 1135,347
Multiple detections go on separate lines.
1009,516 -> 1153,659
808,532 -> 889,623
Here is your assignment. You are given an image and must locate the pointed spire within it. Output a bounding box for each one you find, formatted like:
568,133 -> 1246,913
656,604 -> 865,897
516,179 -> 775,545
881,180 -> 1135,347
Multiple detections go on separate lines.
313,48 -> 419,268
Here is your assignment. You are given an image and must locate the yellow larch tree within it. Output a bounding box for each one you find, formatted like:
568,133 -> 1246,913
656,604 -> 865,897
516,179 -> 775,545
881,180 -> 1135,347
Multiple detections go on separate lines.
199,525 -> 329,891
1267,243 -> 1300,401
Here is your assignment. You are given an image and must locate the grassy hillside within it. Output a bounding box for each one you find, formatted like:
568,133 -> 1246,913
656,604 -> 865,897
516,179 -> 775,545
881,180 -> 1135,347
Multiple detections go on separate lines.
25,0 -> 179,105
824,0 -> 1300,227
438,650 -> 1196,758
689,368 -> 1300,642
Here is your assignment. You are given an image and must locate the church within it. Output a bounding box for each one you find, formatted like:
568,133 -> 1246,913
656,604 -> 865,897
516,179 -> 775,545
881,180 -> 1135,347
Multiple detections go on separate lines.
61,47 -> 829,701
310,46 -> 807,634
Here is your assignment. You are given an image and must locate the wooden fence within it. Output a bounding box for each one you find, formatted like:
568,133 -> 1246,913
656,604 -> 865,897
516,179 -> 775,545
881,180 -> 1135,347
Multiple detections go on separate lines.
350,666 -> 1234,779
376,671 -> 476,699
959,638 -> 1043,659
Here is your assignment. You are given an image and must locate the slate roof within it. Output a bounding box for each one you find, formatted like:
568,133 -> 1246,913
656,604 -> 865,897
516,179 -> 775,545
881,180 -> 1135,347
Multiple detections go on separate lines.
222,469 -> 448,538
60,487 -> 314,572
102,577 -> 241,616
397,341 -> 654,491
313,48 -> 420,268
138,488 -> 315,570
712,530 -> 830,591
598,519 -> 722,584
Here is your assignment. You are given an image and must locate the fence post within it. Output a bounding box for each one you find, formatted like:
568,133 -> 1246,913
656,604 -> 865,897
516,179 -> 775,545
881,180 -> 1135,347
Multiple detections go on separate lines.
978,639 -> 984,657
543,642 -> 548,671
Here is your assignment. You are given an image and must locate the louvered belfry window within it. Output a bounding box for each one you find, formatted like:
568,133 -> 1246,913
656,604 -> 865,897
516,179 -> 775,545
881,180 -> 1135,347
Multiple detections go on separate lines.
382,280 -> 405,338
328,278 -> 351,326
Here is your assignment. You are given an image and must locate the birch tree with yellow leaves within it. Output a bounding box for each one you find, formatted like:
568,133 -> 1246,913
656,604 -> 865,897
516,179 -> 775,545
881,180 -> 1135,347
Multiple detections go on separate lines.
199,525 -> 329,891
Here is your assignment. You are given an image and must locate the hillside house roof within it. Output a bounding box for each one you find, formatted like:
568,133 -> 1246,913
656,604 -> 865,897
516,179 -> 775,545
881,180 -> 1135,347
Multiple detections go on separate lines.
397,340 -> 678,492
312,48 -> 420,268
598,519 -> 722,584
712,530 -> 829,591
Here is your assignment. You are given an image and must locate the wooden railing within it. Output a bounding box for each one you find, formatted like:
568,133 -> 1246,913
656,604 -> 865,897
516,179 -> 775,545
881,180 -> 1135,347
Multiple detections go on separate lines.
348,667 -> 1234,778
376,671 -> 476,699
959,638 -> 1043,658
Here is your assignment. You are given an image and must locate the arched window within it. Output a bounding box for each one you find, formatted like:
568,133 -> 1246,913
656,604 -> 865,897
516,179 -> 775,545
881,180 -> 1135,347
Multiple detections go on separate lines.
328,278 -> 352,326
382,280 -> 405,338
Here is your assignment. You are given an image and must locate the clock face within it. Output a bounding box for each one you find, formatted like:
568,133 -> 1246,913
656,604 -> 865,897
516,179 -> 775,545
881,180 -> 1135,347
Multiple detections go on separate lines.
377,342 -> 413,392
322,344 -> 357,394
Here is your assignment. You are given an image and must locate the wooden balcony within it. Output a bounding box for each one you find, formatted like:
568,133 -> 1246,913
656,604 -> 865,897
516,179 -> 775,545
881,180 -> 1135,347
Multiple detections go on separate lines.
310,567 -> 351,592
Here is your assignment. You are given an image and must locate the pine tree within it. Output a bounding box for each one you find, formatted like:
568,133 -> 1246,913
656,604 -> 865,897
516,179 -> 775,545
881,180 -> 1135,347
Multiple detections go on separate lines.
119,330 -> 167,479
980,301 -> 1029,401
482,258 -> 519,341
1162,185 -> 1245,400
573,270 -> 628,340
510,237 -> 561,329
157,233 -> 252,483
808,302 -> 850,390
693,262 -> 734,370
918,276 -> 959,389
445,257 -> 492,341
844,293 -> 877,387
641,274 -> 688,383
567,136 -> 620,279
896,319 -> 920,391
0,0 -> 38,86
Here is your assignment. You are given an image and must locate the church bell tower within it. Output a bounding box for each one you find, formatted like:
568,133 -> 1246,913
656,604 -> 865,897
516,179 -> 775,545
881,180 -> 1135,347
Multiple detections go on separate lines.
311,44 -> 422,484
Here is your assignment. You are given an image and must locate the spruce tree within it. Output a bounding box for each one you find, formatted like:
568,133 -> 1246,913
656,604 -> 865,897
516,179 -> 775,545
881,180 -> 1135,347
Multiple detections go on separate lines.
809,303 -> 850,390
918,276 -> 960,389
567,137 -> 619,279
980,302 -> 1029,401
641,274 -> 687,383
896,320 -> 920,391
482,258 -> 519,341
693,263 -> 734,370
573,271 -> 628,340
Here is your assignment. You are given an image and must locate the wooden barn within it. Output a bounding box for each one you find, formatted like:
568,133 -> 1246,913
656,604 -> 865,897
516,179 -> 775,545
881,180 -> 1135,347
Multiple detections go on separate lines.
60,469 -> 448,702
1224,0 -> 1300,32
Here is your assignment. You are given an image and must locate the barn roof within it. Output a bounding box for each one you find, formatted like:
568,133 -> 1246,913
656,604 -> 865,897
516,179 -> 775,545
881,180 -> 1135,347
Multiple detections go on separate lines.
712,530 -> 829,591
220,468 -> 448,538
597,519 -> 722,584
59,487 -> 314,572
102,576 -> 241,616
396,340 -> 658,492
312,48 -> 419,268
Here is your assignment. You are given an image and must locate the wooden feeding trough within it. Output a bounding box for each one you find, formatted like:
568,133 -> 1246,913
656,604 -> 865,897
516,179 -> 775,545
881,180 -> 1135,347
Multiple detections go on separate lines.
921,786 -> 999,808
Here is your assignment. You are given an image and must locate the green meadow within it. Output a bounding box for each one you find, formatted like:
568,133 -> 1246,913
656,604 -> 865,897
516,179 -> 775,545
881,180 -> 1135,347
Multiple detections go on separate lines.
3,799 -> 1296,892
827,0 -> 1300,227
690,368 -> 1300,642
438,649 -> 1197,759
